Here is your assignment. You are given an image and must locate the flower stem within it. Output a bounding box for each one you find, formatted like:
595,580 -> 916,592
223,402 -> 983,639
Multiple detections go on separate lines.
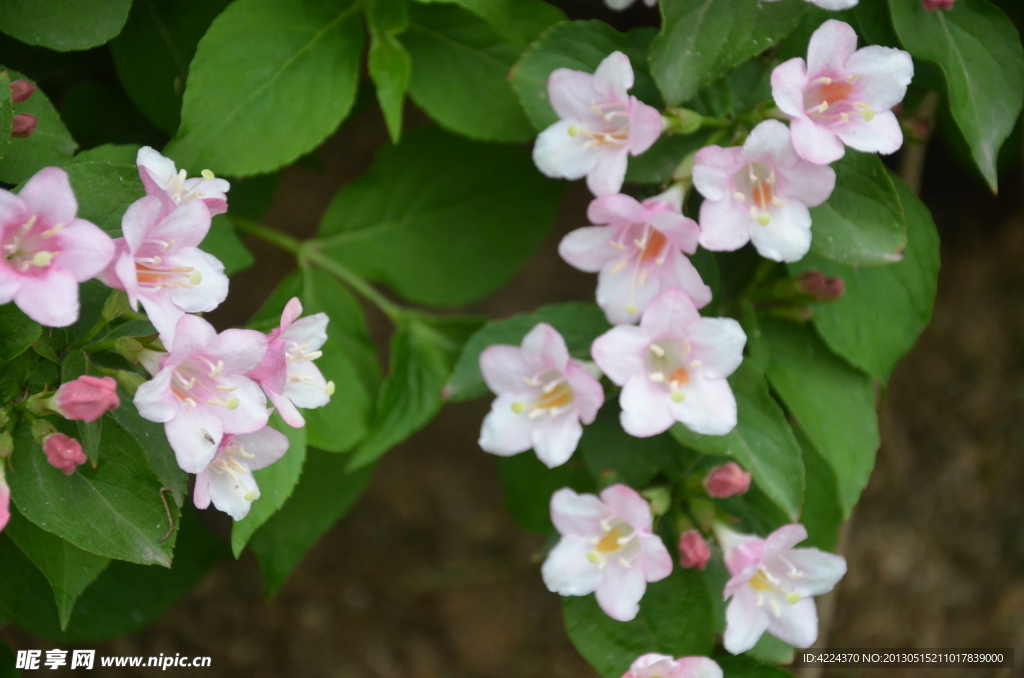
299,243 -> 404,322
83,340 -> 118,355
231,217 -> 302,254
72,315 -> 110,350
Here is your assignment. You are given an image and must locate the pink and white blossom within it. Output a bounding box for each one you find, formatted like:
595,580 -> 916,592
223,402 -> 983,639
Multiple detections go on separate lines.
621,653 -> 723,678
771,20 -> 913,164
246,297 -> 333,429
97,196 -> 228,344
559,186 -> 711,325
0,464 -> 10,533
591,289 -> 746,438
43,433 -> 88,475
194,426 -> 290,521
478,323 -> 603,468
693,120 -> 836,262
542,484 -> 672,621
533,52 -> 663,197
714,522 -> 847,655
137,147 -> 230,216
0,167 -> 114,327
46,375 -> 120,423
134,314 -> 269,474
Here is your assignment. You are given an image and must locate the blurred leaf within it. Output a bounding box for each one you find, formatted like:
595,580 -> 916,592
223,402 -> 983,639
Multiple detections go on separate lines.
495,453 -> 593,534
796,427 -> 842,552
888,0 -> 1024,190
414,0 -> 562,43
0,536 -> 35,627
368,31 -> 411,143
0,68 -> 76,184
580,403 -> 679,488
63,161 -> 146,235
317,127 -> 562,307
0,71 -> 12,161
59,81 -> 164,149
0,305 -> 40,361
203,215 -> 255,276
716,654 -> 796,677
0,0 -> 132,51
792,171 -> 940,380
624,132 -> 710,185
445,302 -> 610,402
70,143 -> 140,165
0,638 -> 16,678
164,0 -> 364,176
745,633 -> 795,665
250,448 -> 375,597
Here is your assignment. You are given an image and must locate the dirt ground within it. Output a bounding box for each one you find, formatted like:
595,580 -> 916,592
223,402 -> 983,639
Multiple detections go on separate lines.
6,99 -> 1024,678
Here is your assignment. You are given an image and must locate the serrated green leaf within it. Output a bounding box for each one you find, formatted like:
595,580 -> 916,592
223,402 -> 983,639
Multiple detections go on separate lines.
0,0 -> 132,51
0,68 -> 76,184
368,31 -> 411,143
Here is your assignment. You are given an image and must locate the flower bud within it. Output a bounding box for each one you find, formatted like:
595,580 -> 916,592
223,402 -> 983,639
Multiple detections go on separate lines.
11,113 -> 37,138
115,370 -> 146,395
922,0 -> 954,9
678,529 -> 711,570
9,79 -> 35,104
43,433 -> 87,475
704,462 -> 751,498
641,486 -> 671,517
101,290 -> 131,322
47,376 -> 120,423
663,107 -> 704,135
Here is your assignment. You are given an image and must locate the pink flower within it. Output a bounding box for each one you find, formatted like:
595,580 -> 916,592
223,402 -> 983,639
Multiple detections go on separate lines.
591,289 -> 746,438
246,298 -> 333,428
134,314 -> 269,474
137,147 -> 230,216
922,0 -> 954,8
11,114 -> 37,138
194,426 -> 290,521
559,186 -> 711,325
97,196 -> 228,344
621,654 -> 723,678
542,484 -> 672,621
0,167 -> 114,327
678,530 -> 711,570
704,462 -> 751,498
693,119 -> 836,262
771,20 -> 913,165
43,433 -> 88,475
46,375 -> 120,423
533,51 -> 663,197
714,522 -> 847,654
478,323 -> 604,468
0,464 -> 9,533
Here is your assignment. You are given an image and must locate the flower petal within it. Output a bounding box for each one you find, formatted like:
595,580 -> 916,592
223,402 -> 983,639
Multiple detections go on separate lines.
770,58 -> 809,117
834,109 -> 904,155
639,288 -> 700,339
268,389 -> 305,428
687,318 -> 747,379
783,548 -> 847,597
671,372 -> 738,436
742,120 -> 797,168
166,247 -> 229,313
779,160 -> 836,208
650,211 -> 700,253
627,98 -> 663,155
533,119 -> 600,181
164,407 -> 222,473
724,589 -> 771,655
541,534 -> 603,596
593,51 -> 633,102
749,201 -> 813,263
207,464 -> 260,521
595,561 -> 646,621
767,597 -> 819,648
479,395 -> 534,456
559,225 -> 618,273
18,167 -> 77,227
233,426 -> 290,470
521,322 -> 570,370
620,375 -> 674,437
587,193 -> 648,225
600,484 -> 652,531
283,360 -> 330,409
550,487 -> 607,536
479,345 -> 535,396
789,115 -> 846,165
211,375 -> 269,434
120,196 -> 163,254
565,360 -> 604,424
54,219 -> 114,281
693,145 -> 742,201
548,69 -> 604,121
807,20 -> 859,76
207,328 -> 270,374
531,412 -> 583,468
586,147 -> 629,197
845,45 -> 914,110
698,196 -> 753,253
13,269 -> 78,327
592,325 -> 649,386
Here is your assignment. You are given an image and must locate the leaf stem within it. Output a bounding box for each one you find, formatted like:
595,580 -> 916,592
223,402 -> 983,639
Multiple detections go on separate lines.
83,340 -> 118,355
300,243 -> 404,322
72,315 -> 111,351
231,217 -> 302,254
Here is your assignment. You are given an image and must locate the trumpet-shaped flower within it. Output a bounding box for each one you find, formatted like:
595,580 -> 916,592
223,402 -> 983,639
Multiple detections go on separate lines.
533,51 -> 663,197
693,120 -> 836,262
134,314 -> 269,474
771,20 -> 913,164
246,298 -> 333,428
714,522 -> 847,655
0,167 -> 114,327
621,654 -> 723,678
478,323 -> 603,468
591,289 -> 746,437
194,426 -> 290,521
98,196 -> 228,344
542,485 -> 672,621
137,146 -> 230,216
559,186 -> 711,325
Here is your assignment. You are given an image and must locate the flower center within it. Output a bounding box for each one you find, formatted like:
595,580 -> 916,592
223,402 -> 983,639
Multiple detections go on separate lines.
1,215 -> 62,275
731,162 -> 782,227
210,439 -> 258,501
170,356 -> 239,411
646,339 -> 701,403
566,100 -> 630,148
163,168 -> 218,204
510,368 -> 574,419
747,562 -> 804,618
803,75 -> 875,126
607,223 -> 671,315
586,517 -> 641,569
135,259 -> 202,290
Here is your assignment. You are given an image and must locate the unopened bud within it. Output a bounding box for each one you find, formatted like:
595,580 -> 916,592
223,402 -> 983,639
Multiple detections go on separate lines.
922,0 -> 954,9
664,107 -> 704,135
101,290 -> 131,322
46,375 -> 120,422
678,530 -> 712,570
689,497 -> 716,532
0,430 -> 13,458
9,79 -> 35,104
641,486 -> 671,517
42,433 -> 87,475
704,462 -> 751,498
116,370 -> 146,396
796,271 -> 845,301
30,417 -> 57,442
114,336 -> 145,364
11,113 -> 37,138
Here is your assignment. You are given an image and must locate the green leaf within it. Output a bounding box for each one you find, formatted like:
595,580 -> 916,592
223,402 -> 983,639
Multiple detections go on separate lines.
109,0 -> 233,135
745,633 -> 795,665
760,318 -> 879,518
317,127 -> 562,307
108,387 -> 189,504
414,0 -> 563,43
0,535 -> 36,627
231,412 -> 307,558
0,71 -> 12,162
580,403 -> 679,488
164,0 -> 365,176
70,143 -> 140,165
494,453 -> 593,534
510,21 -> 661,130
368,31 -> 411,143
203,215 -> 255,276
8,418 -> 179,566
249,448 -> 375,597
445,302 -> 610,401
716,654 -> 796,678
808,150 -> 907,266
0,305 -> 40,361
888,0 -> 1024,191
649,0 -> 807,106
796,427 -> 843,552
59,81 -> 164,150
5,506 -> 110,629
0,68 -> 76,185
347,314 -> 482,471
63,161 -> 146,235
13,507 -> 229,643
0,0 -> 132,51
791,172 -> 940,380
563,569 -> 714,678
671,362 -> 805,521
0,638 -> 17,678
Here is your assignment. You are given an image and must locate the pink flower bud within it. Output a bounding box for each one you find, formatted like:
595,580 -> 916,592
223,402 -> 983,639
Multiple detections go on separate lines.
49,376 -> 120,422
9,79 -> 35,104
678,530 -> 711,570
704,462 -> 751,498
11,113 -> 37,138
43,433 -> 87,475
922,0 -> 954,9
797,271 -> 845,301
